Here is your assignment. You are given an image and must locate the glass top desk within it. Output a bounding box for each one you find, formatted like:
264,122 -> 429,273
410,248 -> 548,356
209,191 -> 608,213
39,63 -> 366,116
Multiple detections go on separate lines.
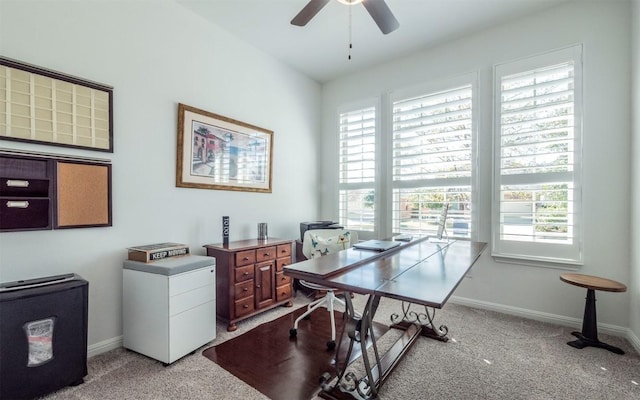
284,237 -> 487,400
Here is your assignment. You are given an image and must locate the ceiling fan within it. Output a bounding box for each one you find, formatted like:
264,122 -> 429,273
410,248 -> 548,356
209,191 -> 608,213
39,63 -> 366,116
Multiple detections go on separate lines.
291,0 -> 399,35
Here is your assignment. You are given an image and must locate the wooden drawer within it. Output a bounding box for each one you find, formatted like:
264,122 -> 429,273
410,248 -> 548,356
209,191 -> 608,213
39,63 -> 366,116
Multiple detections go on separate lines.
276,257 -> 291,272
256,246 -> 277,262
234,296 -> 255,318
234,280 -> 253,300
276,244 -> 291,258
0,198 -> 50,230
234,265 -> 254,283
0,177 -> 49,197
235,250 -> 255,267
275,271 -> 291,286
276,284 -> 292,302
169,267 -> 215,296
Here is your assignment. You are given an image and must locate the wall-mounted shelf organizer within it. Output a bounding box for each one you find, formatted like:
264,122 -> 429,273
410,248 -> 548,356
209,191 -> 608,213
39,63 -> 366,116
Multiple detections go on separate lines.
0,56 -> 113,153
0,149 -> 112,232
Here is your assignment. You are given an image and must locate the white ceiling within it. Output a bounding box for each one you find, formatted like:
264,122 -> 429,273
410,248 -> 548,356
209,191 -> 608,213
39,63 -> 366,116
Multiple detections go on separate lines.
177,0 -> 569,83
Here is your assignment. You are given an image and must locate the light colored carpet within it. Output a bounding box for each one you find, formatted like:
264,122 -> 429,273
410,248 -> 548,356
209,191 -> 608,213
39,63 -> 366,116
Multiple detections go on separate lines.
40,294 -> 640,399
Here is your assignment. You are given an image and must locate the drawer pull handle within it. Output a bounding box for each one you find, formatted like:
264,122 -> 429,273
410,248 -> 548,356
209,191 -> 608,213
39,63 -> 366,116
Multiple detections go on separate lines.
243,304 -> 249,309
243,287 -> 248,291
6,201 -> 29,208
6,180 -> 29,188
256,284 -> 261,288
243,271 -> 249,276
243,257 -> 249,261
264,253 -> 270,257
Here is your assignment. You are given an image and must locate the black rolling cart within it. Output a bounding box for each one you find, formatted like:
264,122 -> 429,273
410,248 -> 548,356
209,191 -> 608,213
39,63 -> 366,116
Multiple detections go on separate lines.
0,273 -> 88,399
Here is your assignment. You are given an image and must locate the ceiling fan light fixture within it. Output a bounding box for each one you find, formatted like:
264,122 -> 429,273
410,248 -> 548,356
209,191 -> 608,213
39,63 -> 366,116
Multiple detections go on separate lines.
337,0 -> 364,5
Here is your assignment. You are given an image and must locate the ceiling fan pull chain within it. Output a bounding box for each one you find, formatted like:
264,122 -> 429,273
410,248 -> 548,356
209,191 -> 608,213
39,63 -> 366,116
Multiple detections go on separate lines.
348,4 -> 353,60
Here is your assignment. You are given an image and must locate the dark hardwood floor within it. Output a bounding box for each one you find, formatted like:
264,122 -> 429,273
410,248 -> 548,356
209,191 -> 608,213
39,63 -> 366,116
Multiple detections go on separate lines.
202,306 -> 387,400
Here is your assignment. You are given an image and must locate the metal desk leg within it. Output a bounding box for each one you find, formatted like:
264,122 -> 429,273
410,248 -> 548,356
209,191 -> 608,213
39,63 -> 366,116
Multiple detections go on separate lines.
319,295 -> 422,400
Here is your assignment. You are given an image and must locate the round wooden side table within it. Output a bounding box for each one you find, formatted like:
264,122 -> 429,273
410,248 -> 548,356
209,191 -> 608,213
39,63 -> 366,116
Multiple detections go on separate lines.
560,273 -> 627,355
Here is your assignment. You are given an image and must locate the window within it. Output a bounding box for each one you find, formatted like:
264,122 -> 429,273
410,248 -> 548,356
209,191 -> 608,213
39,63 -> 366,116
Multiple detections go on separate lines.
338,102 -> 377,232
492,45 -> 583,265
391,76 -> 475,238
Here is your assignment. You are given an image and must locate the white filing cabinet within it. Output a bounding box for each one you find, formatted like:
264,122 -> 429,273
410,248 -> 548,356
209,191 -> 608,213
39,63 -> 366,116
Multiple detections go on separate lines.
122,255 -> 216,364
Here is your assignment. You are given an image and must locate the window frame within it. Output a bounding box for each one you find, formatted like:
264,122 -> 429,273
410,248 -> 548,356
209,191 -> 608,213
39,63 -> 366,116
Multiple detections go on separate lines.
491,44 -> 584,267
387,72 -> 479,240
336,98 -> 381,235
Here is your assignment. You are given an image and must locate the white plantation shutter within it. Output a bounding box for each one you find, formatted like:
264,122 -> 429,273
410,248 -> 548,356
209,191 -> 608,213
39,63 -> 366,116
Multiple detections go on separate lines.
492,45 -> 583,265
391,76 -> 475,238
338,103 -> 377,231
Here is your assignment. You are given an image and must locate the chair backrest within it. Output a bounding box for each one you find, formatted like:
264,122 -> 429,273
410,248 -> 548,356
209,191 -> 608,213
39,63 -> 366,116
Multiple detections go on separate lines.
302,229 -> 358,260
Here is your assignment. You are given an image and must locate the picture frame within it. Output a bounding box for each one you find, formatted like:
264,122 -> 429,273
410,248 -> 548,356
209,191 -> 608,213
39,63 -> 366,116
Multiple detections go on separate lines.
176,103 -> 273,193
0,56 -> 114,152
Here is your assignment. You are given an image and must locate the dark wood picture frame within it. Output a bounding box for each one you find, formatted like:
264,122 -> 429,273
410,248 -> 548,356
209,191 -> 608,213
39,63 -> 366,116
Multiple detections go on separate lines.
0,56 -> 114,152
176,103 -> 273,193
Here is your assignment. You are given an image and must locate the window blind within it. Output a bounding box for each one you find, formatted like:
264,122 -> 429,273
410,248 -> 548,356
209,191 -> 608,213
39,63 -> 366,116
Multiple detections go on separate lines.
493,45 -> 583,265
391,83 -> 473,237
338,105 -> 376,231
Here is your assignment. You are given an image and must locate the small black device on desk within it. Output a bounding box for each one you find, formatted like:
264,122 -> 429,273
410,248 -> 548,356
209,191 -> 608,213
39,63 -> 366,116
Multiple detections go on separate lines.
299,220 -> 343,241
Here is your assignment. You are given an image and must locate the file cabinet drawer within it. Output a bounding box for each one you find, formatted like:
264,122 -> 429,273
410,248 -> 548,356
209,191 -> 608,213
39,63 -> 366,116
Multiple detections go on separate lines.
0,178 -> 49,197
0,198 -> 50,230
169,267 -> 215,297
170,284 -> 215,316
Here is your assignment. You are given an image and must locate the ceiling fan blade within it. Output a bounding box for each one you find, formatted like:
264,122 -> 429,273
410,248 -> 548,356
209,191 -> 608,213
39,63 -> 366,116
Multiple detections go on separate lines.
291,0 -> 331,26
362,0 -> 399,34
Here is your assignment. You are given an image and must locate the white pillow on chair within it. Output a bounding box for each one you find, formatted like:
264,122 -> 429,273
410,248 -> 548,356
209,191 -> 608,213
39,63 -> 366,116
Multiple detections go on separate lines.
307,231 -> 353,259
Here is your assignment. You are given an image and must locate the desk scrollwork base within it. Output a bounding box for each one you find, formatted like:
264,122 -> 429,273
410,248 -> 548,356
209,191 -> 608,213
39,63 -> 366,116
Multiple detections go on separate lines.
319,295 -> 422,400
390,301 -> 449,342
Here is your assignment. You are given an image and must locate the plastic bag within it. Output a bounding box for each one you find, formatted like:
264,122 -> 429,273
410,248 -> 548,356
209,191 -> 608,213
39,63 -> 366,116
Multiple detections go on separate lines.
24,317 -> 55,367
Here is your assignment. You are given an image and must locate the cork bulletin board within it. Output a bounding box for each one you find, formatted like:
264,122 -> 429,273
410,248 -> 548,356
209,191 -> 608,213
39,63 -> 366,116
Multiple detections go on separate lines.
56,161 -> 111,228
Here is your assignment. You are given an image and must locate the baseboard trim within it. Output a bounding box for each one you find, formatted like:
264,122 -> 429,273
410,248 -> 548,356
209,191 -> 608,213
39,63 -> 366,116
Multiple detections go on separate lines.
627,328 -> 640,354
86,302 -> 640,358
88,335 -> 123,358
449,296 -> 629,337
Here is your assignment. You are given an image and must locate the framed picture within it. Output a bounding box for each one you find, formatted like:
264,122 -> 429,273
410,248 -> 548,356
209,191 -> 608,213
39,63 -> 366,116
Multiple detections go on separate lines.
176,103 -> 273,193
0,56 -> 113,152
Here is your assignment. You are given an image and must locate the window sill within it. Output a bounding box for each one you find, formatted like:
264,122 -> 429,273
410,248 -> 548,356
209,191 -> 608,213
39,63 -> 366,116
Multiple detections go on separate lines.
492,255 -> 583,270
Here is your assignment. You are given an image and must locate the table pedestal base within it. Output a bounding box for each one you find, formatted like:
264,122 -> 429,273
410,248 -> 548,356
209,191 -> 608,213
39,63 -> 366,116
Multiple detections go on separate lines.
568,288 -> 624,355
568,332 -> 624,355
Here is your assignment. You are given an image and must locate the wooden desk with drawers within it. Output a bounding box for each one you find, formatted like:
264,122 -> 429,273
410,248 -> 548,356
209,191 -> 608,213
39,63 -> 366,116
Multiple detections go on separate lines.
204,238 -> 294,331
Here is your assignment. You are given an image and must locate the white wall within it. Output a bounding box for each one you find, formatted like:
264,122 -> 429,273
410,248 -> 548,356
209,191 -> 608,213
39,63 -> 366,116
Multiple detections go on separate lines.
631,0 -> 640,345
322,1 -> 633,330
0,0 -> 321,352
